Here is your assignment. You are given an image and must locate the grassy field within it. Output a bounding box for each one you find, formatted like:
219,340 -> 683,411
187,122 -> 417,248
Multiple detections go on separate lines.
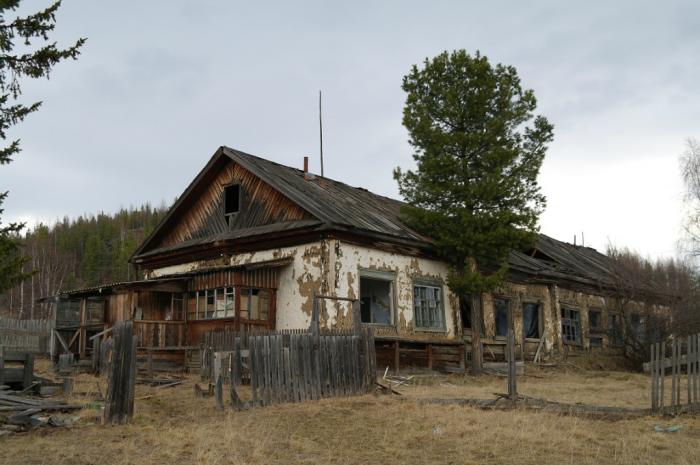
1,359 -> 699,465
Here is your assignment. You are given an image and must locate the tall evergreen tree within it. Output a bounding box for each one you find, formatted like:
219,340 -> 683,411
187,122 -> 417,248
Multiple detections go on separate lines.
394,50 -> 553,373
0,1 -> 85,292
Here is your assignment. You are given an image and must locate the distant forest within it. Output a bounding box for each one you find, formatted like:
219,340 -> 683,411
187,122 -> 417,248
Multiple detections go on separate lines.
0,203 -> 169,319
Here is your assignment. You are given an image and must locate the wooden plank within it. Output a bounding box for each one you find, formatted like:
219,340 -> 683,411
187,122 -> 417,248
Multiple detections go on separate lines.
660,341 -> 665,412
283,345 -> 292,403
250,336 -> 258,405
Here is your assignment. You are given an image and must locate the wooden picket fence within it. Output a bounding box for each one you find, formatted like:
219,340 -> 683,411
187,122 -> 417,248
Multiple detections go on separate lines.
0,318 -> 53,354
205,326 -> 377,410
649,334 -> 700,415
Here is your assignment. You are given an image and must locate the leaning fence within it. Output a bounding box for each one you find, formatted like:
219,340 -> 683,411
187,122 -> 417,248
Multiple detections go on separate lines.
649,334 -> 700,415
203,326 -> 377,409
0,318 -> 53,354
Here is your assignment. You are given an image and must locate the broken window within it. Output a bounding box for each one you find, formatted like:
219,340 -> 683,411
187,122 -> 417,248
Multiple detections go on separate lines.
522,302 -> 541,339
413,284 -> 444,330
588,308 -> 603,332
360,275 -> 393,325
608,313 -> 623,347
188,288 -> 236,320
494,298 -> 509,337
85,298 -> 105,324
561,307 -> 581,344
240,288 -> 270,321
460,294 -> 472,329
224,184 -> 241,216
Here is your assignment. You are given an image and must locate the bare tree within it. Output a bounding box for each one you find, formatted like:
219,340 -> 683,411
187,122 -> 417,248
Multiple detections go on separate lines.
680,138 -> 700,258
606,245 -> 700,369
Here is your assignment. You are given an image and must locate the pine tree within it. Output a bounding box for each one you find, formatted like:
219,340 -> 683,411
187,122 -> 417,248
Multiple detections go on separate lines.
0,1 -> 85,293
395,50 -> 553,373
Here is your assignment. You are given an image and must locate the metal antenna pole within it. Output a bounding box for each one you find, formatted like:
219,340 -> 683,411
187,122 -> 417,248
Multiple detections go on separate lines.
319,90 -> 324,177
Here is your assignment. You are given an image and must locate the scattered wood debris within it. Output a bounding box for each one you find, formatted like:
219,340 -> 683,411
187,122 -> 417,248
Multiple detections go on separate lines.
0,391 -> 84,434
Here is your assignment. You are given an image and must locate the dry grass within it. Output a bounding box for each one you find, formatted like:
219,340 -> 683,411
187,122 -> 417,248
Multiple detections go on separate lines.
2,359 -> 700,465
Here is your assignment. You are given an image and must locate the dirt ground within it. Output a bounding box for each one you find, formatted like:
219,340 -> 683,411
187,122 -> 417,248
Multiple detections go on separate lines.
1,357 -> 699,465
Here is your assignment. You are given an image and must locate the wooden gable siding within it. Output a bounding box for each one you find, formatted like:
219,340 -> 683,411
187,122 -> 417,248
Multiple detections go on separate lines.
155,160 -> 313,249
189,268 -> 279,291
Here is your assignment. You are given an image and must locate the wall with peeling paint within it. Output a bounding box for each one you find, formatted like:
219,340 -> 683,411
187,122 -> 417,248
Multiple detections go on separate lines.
146,238 -> 663,359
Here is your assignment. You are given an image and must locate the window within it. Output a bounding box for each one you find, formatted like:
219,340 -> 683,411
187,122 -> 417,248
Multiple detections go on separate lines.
494,298 -> 509,337
187,288 -> 236,320
240,288 -> 270,321
561,307 -> 581,344
460,294 -> 472,329
588,308 -> 603,332
360,275 -> 393,325
86,298 -> 105,324
224,184 -> 241,215
413,284 -> 444,330
608,314 -> 623,347
589,337 -> 603,348
522,302 -> 541,339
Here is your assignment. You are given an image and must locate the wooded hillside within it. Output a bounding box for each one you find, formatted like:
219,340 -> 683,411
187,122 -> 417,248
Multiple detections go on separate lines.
0,204 -> 168,319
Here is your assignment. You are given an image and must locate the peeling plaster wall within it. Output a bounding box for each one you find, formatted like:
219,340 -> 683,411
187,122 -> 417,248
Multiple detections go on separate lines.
147,241 -> 329,331
146,239 -> 663,356
327,240 -> 459,342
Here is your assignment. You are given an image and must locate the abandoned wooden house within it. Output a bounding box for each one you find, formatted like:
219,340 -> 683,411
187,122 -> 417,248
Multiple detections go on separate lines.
45,146 -> 665,372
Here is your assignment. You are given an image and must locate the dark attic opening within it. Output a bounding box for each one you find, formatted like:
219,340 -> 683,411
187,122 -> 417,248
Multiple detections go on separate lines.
224,183 -> 241,218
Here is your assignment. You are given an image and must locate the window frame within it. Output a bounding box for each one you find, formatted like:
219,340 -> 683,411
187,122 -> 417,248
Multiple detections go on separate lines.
522,300 -> 543,341
608,312 -> 624,347
188,287 -> 237,321
588,307 -> 604,334
493,296 -> 510,339
358,269 -> 396,326
413,280 -> 446,332
561,306 -> 582,345
223,183 -> 242,221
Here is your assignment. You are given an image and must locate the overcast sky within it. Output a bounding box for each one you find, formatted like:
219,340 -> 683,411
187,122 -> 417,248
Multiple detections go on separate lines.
2,0 -> 697,259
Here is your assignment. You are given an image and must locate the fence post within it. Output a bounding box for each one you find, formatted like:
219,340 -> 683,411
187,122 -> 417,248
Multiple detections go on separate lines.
104,321 -> 137,425
507,307 -> 517,403
650,343 -> 656,412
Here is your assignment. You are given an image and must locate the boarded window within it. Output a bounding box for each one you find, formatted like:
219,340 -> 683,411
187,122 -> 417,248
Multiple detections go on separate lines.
241,288 -> 270,321
224,184 -> 241,215
494,298 -> 509,337
360,276 -> 393,325
608,314 -> 623,346
413,284 -> 444,330
588,308 -> 603,332
561,307 -> 581,344
523,302 -> 541,339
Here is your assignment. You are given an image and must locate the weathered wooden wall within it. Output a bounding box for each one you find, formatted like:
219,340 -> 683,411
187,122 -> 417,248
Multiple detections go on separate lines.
153,160 -> 314,250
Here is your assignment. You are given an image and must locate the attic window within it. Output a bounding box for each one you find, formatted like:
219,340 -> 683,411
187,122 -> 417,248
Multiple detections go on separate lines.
224,184 -> 241,216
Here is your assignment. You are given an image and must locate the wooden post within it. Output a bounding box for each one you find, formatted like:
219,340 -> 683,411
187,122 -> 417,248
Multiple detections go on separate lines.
104,321 -> 137,425
676,339 -> 682,413
671,339 -> 677,412
507,305 -> 517,402
470,294 -> 483,376
689,336 -> 694,409
650,343 -> 657,412
660,341 -> 665,413
0,346 -> 4,387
